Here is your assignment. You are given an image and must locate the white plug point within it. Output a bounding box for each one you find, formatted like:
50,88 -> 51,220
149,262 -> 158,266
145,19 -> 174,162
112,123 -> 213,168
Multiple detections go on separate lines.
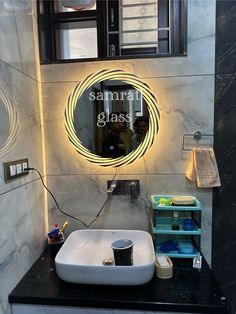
107,181 -> 117,195
22,162 -> 28,172
193,255 -> 202,269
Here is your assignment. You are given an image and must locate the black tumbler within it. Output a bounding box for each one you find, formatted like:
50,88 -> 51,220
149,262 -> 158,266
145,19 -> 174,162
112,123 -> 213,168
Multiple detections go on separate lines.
49,240 -> 64,259
111,239 -> 134,266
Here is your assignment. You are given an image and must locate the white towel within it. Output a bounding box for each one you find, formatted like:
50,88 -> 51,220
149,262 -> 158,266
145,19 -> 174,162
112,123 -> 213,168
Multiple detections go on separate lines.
186,148 -> 221,188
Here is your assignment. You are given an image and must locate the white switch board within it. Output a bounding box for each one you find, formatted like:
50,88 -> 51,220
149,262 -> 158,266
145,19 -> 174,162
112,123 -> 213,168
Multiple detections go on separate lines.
3,158 -> 29,183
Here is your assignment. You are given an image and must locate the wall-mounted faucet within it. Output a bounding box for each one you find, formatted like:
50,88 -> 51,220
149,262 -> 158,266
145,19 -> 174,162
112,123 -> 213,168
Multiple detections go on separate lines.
107,180 -> 140,198
129,181 -> 139,199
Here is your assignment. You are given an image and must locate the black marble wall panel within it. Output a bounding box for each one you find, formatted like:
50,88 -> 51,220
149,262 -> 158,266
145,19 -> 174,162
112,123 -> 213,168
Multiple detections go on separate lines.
215,1 -> 236,75
213,1 -> 236,313
214,75 -> 236,174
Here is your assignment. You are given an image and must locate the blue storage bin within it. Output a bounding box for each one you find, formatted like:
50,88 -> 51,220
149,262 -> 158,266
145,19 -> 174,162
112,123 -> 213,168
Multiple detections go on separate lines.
178,241 -> 194,254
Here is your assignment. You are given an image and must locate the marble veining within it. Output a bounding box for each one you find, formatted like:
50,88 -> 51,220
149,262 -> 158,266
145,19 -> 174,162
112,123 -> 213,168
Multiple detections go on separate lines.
213,1 -> 236,312
214,74 -> 236,175
0,62 -> 43,193
215,1 -> 236,76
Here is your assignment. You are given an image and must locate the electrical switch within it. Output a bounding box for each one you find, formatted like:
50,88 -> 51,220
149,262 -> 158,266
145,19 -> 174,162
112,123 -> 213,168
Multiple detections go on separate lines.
9,165 -> 16,176
16,164 -> 22,174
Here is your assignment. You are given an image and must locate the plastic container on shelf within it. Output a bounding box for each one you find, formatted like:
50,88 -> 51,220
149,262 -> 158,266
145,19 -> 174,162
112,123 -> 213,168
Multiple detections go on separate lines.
151,195 -> 202,211
155,255 -> 173,279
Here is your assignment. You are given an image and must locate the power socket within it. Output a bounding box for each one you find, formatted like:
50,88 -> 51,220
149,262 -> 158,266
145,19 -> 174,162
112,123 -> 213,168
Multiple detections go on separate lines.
22,162 -> 28,172
3,158 -> 29,183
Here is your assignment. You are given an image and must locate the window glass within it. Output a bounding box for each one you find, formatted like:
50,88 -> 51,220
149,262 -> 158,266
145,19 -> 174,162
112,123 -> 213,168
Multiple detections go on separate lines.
120,1 -> 158,51
122,31 -> 157,45
158,0 -> 169,28
54,0 -> 96,12
122,3 -> 157,18
122,17 -> 157,32
158,29 -> 169,53
55,20 -> 98,59
122,0 -> 156,4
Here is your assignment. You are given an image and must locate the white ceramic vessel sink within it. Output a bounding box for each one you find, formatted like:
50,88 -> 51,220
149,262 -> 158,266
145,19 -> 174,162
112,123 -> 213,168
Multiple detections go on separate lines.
55,229 -> 155,285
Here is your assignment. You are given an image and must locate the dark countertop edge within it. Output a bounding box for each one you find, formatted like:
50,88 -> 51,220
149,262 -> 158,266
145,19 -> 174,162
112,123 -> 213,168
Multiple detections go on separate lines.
8,296 -> 230,314
8,248 -> 231,314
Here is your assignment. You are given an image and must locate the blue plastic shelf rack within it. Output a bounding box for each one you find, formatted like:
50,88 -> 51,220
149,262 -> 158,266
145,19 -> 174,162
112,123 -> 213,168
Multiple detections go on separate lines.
151,195 -> 202,259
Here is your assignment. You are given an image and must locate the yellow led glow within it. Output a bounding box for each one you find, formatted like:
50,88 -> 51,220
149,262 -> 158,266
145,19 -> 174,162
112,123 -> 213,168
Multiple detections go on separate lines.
64,69 -> 160,167
0,89 -> 18,156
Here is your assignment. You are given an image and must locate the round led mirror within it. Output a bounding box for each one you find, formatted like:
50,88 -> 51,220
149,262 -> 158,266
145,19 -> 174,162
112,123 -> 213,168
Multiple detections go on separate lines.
0,89 -> 18,156
65,69 -> 160,167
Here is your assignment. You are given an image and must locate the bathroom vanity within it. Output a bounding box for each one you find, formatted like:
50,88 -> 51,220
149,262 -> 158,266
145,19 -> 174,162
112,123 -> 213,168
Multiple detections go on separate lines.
9,247 -> 230,314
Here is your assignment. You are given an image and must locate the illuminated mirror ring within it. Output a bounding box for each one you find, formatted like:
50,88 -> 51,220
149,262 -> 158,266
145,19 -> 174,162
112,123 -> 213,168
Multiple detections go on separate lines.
65,69 -> 160,167
0,89 -> 18,156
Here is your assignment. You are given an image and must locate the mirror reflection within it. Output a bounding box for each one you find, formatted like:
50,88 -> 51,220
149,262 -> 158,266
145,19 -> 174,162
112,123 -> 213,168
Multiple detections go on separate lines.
73,80 -> 150,158
0,99 -> 10,149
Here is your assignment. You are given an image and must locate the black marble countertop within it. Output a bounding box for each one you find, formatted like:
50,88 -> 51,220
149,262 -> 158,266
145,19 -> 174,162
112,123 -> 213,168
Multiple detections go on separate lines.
9,248 -> 230,313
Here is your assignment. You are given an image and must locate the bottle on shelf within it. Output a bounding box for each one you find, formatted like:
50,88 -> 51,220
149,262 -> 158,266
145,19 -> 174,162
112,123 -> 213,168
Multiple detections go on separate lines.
172,211 -> 180,230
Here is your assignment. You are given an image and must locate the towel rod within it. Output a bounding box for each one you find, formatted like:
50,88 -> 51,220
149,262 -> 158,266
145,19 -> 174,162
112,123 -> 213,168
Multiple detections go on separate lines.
182,131 -> 213,151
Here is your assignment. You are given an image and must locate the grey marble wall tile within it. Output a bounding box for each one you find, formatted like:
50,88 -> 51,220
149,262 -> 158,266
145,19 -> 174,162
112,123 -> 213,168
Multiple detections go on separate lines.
13,8 -> 38,79
0,61 -> 13,94
0,8 -> 22,70
0,61 -> 43,194
42,75 -> 214,176
0,180 -> 45,314
11,0 -> 32,15
0,0 -> 38,80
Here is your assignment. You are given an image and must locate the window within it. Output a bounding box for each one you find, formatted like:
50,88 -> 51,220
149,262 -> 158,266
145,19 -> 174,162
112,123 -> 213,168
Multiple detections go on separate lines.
55,20 -> 98,59
37,0 -> 187,63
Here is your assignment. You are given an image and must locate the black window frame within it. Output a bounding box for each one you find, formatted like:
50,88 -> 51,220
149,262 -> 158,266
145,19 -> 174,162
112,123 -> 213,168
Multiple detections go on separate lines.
37,0 -> 187,64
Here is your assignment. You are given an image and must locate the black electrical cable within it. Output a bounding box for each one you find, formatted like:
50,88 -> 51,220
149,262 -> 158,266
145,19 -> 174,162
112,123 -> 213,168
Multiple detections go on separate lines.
25,167 -> 118,228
